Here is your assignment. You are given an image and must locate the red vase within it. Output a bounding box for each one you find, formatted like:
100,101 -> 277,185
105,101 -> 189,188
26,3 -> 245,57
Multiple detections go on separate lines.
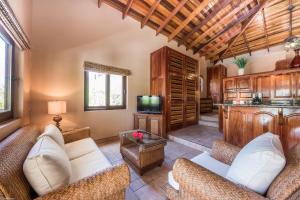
291,49 -> 300,68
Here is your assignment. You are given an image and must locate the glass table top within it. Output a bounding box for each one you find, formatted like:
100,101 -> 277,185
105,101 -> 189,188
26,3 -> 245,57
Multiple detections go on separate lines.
122,130 -> 167,148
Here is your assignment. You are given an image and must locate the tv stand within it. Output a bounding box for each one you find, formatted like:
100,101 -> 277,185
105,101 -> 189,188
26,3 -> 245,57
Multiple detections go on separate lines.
133,113 -> 166,138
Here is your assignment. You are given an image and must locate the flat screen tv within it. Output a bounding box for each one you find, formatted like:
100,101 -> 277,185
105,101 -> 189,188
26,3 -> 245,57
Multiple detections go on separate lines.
137,96 -> 162,114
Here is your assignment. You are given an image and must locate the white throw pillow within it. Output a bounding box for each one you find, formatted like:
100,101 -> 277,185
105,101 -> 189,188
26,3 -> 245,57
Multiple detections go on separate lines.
226,132 -> 286,194
23,136 -> 72,196
39,124 -> 65,148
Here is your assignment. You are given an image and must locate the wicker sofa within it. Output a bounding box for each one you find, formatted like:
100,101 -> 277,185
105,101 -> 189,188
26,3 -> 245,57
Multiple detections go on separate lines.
0,125 -> 130,200
167,140 -> 300,200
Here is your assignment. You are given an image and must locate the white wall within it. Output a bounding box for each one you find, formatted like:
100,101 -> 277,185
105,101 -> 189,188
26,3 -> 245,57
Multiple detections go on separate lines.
31,0 -> 200,140
218,44 -> 294,77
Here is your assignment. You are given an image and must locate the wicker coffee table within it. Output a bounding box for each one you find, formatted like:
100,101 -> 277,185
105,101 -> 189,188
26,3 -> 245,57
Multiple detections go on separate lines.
120,130 -> 167,175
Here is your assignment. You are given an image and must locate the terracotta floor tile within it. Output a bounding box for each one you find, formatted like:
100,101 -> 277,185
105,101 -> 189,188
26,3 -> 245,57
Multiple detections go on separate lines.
130,178 -> 146,192
98,140 -> 201,200
130,170 -> 139,182
135,184 -> 166,200
126,188 -> 139,200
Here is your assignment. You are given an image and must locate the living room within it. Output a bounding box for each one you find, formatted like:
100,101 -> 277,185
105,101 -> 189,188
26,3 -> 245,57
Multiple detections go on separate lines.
1,0 -> 300,199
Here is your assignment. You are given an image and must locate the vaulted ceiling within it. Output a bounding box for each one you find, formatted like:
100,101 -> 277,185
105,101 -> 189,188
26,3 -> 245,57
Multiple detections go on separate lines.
99,0 -> 300,62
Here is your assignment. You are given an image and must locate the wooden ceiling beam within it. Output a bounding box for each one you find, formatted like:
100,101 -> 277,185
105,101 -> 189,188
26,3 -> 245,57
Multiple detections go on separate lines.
168,0 -> 210,42
261,8 -> 270,51
178,0 -> 232,46
229,48 -> 236,58
288,0 -> 295,37
224,28 -> 300,58
201,25 -> 241,57
205,36 -> 231,58
218,0 -> 268,62
123,0 -> 134,19
194,4 -> 260,54
242,33 -> 252,55
141,0 -> 161,28
188,0 -> 254,50
156,0 -> 188,36
207,45 -> 228,59
103,0 -> 294,60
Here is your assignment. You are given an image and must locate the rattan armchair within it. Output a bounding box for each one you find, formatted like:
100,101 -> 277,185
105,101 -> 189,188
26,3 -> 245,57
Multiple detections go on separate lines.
167,140 -> 300,200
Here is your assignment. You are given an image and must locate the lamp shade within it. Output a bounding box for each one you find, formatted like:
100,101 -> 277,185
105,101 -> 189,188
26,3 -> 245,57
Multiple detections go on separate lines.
48,101 -> 67,115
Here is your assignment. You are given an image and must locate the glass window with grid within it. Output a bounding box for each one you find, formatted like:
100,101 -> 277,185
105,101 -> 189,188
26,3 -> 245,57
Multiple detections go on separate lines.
84,71 -> 127,110
0,27 -> 14,123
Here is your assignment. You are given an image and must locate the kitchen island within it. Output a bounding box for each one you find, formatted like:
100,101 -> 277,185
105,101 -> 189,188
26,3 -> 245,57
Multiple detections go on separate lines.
217,104 -> 300,153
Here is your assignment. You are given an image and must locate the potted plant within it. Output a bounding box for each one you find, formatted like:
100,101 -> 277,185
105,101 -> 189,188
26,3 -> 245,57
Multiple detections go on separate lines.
233,57 -> 248,75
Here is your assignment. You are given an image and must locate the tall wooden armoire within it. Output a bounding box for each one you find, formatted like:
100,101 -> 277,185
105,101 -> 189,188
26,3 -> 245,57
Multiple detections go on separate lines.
150,46 -> 199,132
207,64 -> 227,104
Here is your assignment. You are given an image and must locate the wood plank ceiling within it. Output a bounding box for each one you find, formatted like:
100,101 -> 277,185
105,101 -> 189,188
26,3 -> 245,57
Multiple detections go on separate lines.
99,0 -> 300,62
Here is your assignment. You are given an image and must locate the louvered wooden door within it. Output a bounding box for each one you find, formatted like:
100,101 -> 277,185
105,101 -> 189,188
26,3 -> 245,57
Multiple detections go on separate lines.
168,49 -> 185,130
185,56 -> 198,125
151,46 -> 199,133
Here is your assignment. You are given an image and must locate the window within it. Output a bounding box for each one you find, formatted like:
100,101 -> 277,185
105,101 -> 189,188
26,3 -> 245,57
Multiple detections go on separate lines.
0,26 -> 14,123
84,71 -> 126,110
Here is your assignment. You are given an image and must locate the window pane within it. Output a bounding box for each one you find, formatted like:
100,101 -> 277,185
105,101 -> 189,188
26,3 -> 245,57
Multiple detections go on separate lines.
110,75 -> 123,106
88,72 -> 106,107
0,37 -> 7,112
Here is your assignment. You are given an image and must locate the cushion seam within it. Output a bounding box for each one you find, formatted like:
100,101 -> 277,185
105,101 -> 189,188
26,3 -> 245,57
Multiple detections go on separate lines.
35,137 -> 54,190
68,149 -> 98,160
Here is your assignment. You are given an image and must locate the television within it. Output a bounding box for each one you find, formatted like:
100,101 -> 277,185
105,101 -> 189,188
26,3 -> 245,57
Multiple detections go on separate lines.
137,96 -> 162,114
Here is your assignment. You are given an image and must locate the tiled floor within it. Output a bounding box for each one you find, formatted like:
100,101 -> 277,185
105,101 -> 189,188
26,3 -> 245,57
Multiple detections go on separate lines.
98,140 -> 201,200
169,125 -> 223,148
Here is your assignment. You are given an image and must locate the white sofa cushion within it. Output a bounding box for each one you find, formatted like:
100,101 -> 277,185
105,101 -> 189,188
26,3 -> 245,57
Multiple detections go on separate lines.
168,151 -> 230,190
191,151 -> 230,177
226,132 -> 286,194
168,171 -> 179,190
65,138 -> 99,160
38,124 -> 65,148
23,136 -> 72,196
70,150 -> 112,183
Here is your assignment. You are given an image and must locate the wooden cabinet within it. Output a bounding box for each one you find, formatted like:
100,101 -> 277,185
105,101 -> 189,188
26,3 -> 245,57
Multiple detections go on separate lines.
223,78 -> 237,101
255,75 -> 272,98
134,113 -> 148,130
224,78 -> 236,92
282,110 -> 300,150
150,47 -> 166,96
273,74 -> 293,99
134,113 -> 166,138
294,73 -> 300,99
237,77 -> 253,100
150,46 -> 199,132
224,91 -> 237,100
223,106 -> 300,153
223,68 -> 300,102
224,75 -> 266,101
226,109 -> 244,146
207,65 -> 227,104
200,98 -> 213,113
237,77 -> 252,91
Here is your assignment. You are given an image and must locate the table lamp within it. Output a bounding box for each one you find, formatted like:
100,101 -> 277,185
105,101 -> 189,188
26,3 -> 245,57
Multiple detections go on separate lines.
48,100 -> 66,131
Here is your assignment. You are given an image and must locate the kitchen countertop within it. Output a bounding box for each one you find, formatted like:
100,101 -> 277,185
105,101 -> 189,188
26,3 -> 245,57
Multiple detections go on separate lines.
214,103 -> 300,109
